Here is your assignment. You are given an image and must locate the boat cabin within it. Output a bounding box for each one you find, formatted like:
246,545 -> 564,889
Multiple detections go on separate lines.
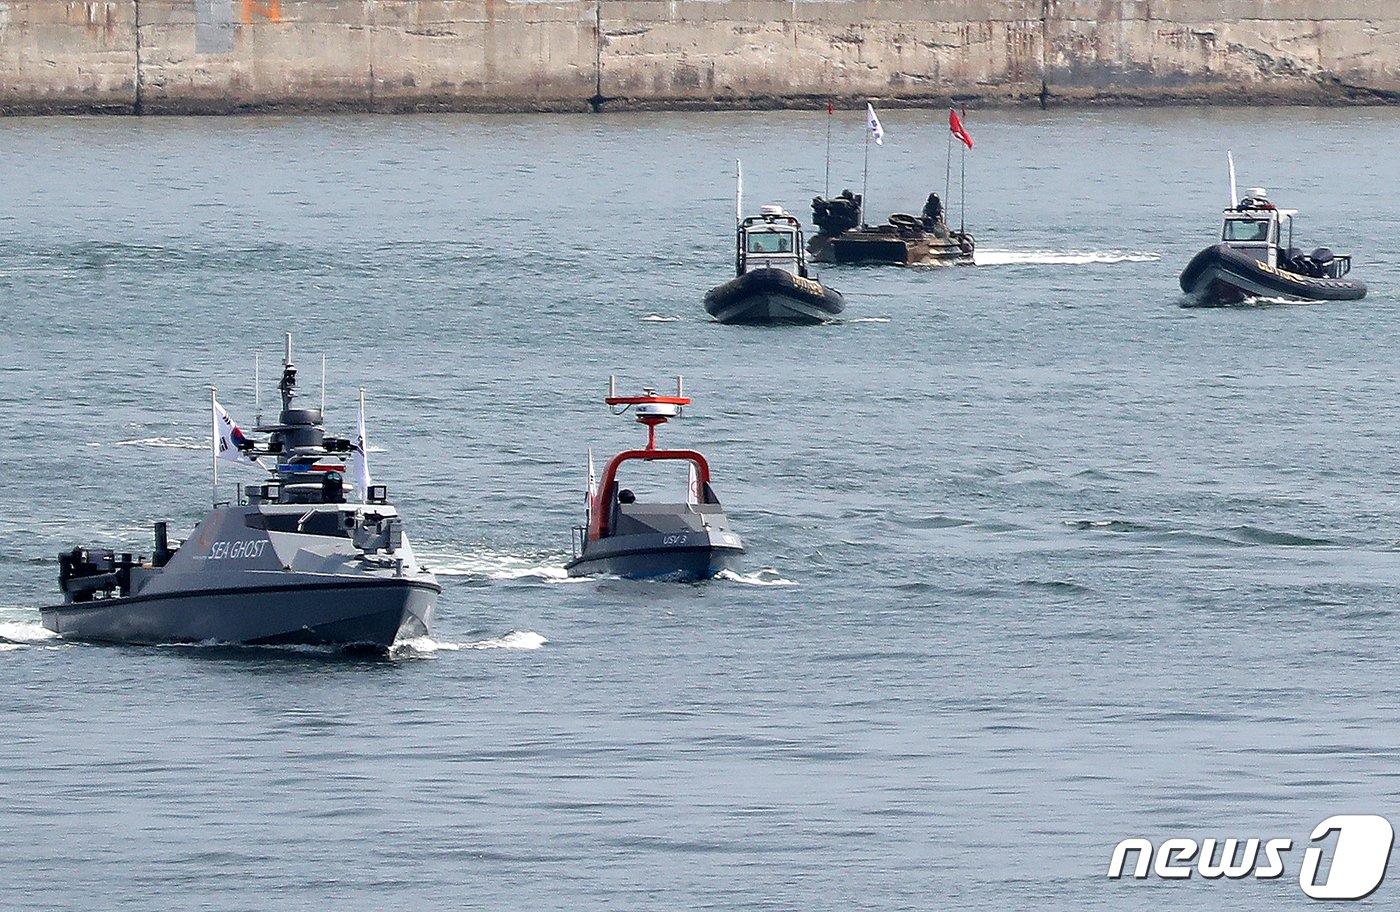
737,205 -> 809,278
1219,187 -> 1355,279
586,449 -> 719,539
1220,188 -> 1294,267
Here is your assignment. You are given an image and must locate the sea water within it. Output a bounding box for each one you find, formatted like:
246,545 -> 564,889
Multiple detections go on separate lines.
2,107 -> 1400,910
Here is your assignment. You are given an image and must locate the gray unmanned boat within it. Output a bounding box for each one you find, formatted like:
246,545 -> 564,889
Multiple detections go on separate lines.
40,336 -> 439,652
566,379 -> 744,581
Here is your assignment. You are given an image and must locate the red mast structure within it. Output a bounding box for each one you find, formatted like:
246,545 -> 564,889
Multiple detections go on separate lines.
587,377 -> 712,541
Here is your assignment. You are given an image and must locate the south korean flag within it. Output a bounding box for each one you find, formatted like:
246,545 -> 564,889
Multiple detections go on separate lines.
212,395 -> 263,468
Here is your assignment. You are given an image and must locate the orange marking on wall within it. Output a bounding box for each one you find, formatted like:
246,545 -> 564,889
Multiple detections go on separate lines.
242,0 -> 282,23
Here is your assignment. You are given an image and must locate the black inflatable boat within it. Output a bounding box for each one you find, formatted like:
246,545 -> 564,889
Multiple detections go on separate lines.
1179,185 -> 1366,306
704,204 -> 846,325
1180,244 -> 1366,305
704,263 -> 845,325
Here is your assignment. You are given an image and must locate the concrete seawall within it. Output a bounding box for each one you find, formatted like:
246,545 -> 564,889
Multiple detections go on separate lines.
1,1 -> 1396,114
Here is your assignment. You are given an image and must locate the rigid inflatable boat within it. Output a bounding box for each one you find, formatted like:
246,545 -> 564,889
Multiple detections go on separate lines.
1180,177 -> 1365,306
705,204 -> 845,325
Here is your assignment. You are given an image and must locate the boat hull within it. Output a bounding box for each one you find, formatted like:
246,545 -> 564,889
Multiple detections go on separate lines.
808,229 -> 974,266
704,267 -> 844,325
1180,244 -> 1367,305
39,577 -> 439,652
566,527 -> 745,582
566,546 -> 744,582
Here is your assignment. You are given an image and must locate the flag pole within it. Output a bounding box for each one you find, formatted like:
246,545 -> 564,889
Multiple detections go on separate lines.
957,107 -> 968,235
960,142 -> 966,234
825,102 -> 832,198
944,126 -> 952,213
861,123 -> 870,228
320,353 -> 327,417
210,386 -> 219,506
254,353 -> 261,425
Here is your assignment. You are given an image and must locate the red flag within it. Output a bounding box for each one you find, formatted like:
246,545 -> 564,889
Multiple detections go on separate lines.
827,101 -> 834,115
949,108 -> 974,149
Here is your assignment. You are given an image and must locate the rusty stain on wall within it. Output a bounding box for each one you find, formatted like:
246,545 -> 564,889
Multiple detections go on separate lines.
243,0 -> 281,24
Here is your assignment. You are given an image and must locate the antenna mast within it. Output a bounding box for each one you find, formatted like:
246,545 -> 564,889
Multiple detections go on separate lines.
279,332 -> 297,412
735,159 -> 743,225
605,378 -> 692,450
1227,150 -> 1238,208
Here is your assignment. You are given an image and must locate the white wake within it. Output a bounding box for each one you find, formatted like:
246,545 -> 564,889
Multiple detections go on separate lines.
420,549 -> 573,582
108,436 -> 207,450
715,568 -> 798,587
396,631 -> 548,653
0,621 -> 60,648
975,249 -> 1161,266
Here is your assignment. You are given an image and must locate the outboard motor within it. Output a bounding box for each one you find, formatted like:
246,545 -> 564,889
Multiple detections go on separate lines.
1308,247 -> 1353,278
1282,247 -> 1318,277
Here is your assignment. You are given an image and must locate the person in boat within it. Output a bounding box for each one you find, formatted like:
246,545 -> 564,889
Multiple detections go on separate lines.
841,189 -> 861,226
812,190 -> 862,236
921,191 -> 949,239
1231,221 -> 1270,242
619,488 -> 636,504
922,192 -> 944,226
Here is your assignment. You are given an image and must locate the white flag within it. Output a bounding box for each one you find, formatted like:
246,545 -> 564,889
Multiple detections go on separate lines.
212,394 -> 262,468
866,103 -> 884,146
351,388 -> 373,502
687,462 -> 701,505
584,449 -> 597,527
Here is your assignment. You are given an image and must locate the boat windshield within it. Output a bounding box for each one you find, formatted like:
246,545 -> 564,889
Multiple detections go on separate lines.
246,510 -> 354,537
746,230 -> 795,254
1223,219 -> 1270,242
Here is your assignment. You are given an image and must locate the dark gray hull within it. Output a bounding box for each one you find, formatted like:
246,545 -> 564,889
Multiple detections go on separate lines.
39,578 -> 438,652
566,541 -> 744,582
1180,244 -> 1366,305
704,268 -> 844,325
